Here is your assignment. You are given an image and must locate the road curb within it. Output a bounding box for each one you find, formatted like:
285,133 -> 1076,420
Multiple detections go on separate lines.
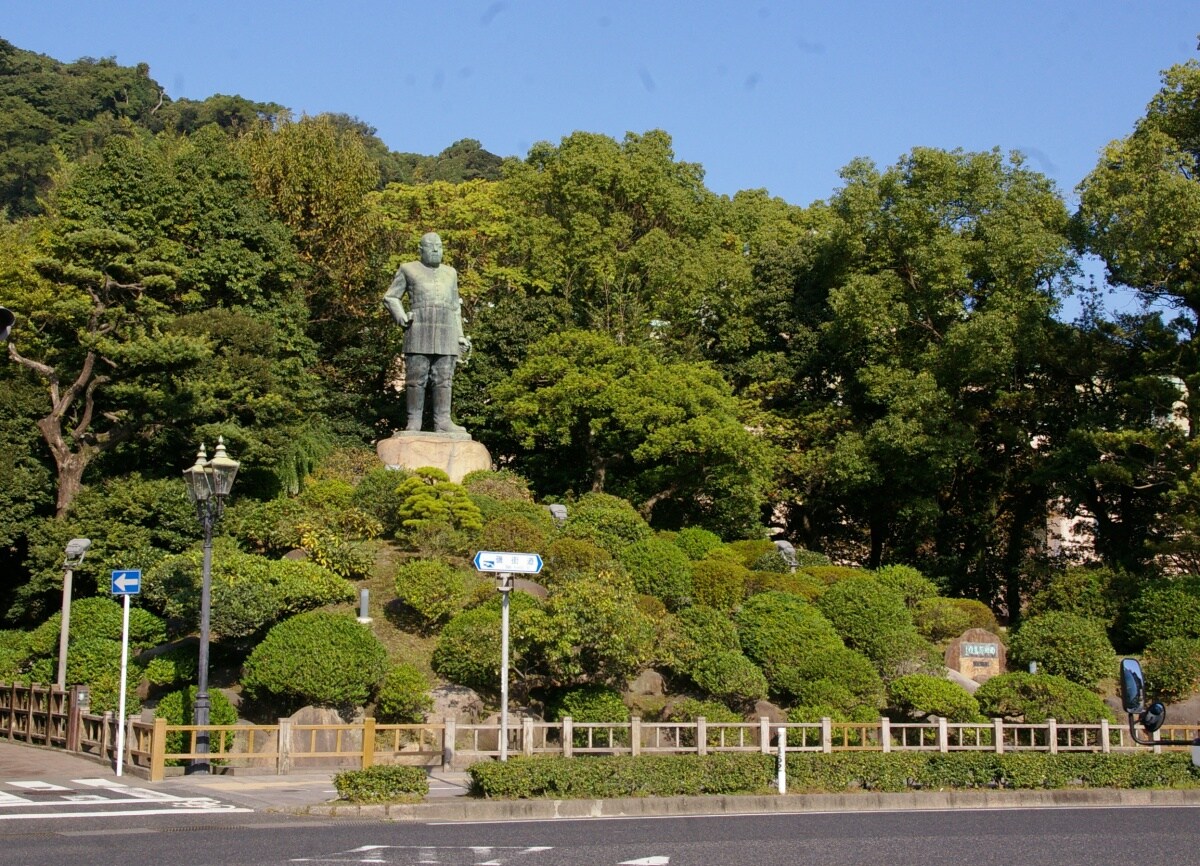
289,787 -> 1200,822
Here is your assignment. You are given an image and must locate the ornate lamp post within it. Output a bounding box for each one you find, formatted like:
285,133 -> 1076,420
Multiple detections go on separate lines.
181,436 -> 239,774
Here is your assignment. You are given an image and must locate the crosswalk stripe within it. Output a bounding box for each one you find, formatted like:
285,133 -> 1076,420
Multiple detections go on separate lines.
7,781 -> 69,791
72,779 -> 128,788
0,791 -> 33,805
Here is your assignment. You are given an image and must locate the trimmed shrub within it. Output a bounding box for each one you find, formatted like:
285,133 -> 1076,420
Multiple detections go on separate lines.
618,538 -> 694,610
1142,638 -> 1200,704
350,468 -> 412,536
242,612 -> 388,712
541,537 -> 619,585
815,577 -> 933,677
461,469 -> 534,502
154,686 -> 238,764
432,593 -> 543,692
913,597 -> 973,642
780,645 -> 886,714
691,651 -> 768,707
1127,579 -> 1200,650
478,513 -> 551,556
974,672 -> 1115,724
799,565 -> 873,585
661,606 -> 741,674
671,527 -> 723,560
751,550 -> 793,573
142,646 -> 198,687
874,565 -> 940,607
690,559 -> 749,610
722,539 -> 776,569
469,754 -> 775,799
888,674 -> 982,722
560,492 -> 652,553
393,559 -> 474,630
736,592 -> 843,683
545,685 -> 630,727
1026,566 -> 1127,627
0,631 -> 31,681
395,467 -> 484,535
374,663 -> 433,723
143,543 -> 355,640
1007,611 -> 1116,690
334,765 -> 428,802
745,571 -> 824,600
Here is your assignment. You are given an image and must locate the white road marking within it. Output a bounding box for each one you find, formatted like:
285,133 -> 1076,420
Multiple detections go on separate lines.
72,778 -> 128,788
0,804 -> 253,820
0,791 -> 32,805
7,781 -> 69,791
290,846 -> 554,864
619,858 -> 670,865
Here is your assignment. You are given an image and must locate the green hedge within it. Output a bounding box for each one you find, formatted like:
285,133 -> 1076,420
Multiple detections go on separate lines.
467,752 -> 1200,799
469,754 -> 775,798
333,764 -> 429,803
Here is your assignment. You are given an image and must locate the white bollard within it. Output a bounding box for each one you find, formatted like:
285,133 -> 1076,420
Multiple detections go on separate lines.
777,726 -> 786,794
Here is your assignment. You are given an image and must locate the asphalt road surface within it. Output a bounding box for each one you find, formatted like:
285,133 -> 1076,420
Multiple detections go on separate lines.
0,806 -> 1198,866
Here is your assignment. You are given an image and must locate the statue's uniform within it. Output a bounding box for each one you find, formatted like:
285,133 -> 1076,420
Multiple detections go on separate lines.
383,261 -> 467,433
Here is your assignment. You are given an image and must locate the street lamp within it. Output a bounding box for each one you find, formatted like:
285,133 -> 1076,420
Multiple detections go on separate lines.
181,436 -> 239,774
55,538 -> 91,690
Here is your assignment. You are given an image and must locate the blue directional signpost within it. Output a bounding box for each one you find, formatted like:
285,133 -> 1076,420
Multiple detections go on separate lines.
110,570 -> 140,777
473,551 -> 543,760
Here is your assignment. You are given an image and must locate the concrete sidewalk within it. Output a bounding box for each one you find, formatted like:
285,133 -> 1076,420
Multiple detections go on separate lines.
5,742 -> 1200,822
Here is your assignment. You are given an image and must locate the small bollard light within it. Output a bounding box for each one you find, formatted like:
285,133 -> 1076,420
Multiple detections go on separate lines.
357,588 -> 372,623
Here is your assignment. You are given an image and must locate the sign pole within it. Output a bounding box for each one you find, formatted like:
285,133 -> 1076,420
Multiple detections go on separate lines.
499,573 -> 511,762
115,592 -> 131,777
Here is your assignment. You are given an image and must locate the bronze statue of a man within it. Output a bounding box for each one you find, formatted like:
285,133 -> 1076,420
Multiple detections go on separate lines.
383,232 -> 471,435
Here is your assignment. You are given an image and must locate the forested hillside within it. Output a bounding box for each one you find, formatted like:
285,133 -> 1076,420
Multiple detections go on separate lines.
2,38 -> 1200,726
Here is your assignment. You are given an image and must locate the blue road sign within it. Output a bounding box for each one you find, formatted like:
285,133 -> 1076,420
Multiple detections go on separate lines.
111,569 -> 141,595
473,551 -> 543,574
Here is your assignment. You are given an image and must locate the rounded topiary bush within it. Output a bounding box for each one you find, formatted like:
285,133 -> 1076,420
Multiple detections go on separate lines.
546,684 -> 629,723
874,565 -> 940,607
690,559 -> 749,610
1007,611 -> 1116,690
142,646 -> 199,688
432,593 -> 542,692
815,576 -> 933,677
1142,637 -> 1200,704
913,597 -> 973,642
887,674 -> 981,722
374,663 -> 433,723
351,467 -> 412,536
154,686 -> 238,763
1026,566 -> 1128,627
671,527 -> 723,560
691,651 -> 769,707
560,493 -> 652,553
242,611 -> 388,712
618,538 -> 694,610
541,537 -> 619,585
478,513 -> 551,557
461,469 -> 534,502
393,558 -> 473,630
974,672 -> 1114,723
1126,579 -> 1200,650
662,605 -> 741,674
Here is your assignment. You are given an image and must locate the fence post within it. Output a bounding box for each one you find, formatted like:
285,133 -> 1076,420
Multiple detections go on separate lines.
277,718 -> 292,775
821,718 -> 832,754
879,717 -> 891,753
149,718 -> 167,782
26,684 -> 38,743
696,717 -> 708,756
123,715 -> 136,772
66,685 -> 81,752
1047,718 -> 1058,755
1100,719 -> 1110,754
1152,725 -> 1162,755
562,716 -> 573,758
522,716 -> 534,757
443,717 -> 456,771
630,717 -> 641,757
361,717 -> 375,769
760,717 -> 770,755
100,710 -> 112,759
937,717 -> 948,753
994,718 -> 1004,755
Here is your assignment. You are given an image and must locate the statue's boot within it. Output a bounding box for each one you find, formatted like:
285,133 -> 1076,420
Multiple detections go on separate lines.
432,384 -> 467,434
405,385 -> 425,432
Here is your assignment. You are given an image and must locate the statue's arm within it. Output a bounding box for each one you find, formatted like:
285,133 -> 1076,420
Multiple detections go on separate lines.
452,271 -> 470,350
382,268 -> 410,327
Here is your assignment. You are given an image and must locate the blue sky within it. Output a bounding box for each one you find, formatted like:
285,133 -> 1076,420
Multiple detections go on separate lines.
5,1 -> 1197,314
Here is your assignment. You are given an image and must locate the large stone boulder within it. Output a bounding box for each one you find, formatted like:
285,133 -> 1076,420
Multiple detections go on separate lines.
428,684 -> 485,723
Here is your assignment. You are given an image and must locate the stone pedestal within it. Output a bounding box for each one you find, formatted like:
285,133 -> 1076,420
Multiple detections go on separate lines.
375,432 -> 492,483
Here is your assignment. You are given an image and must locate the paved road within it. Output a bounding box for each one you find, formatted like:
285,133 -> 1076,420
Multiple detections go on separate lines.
0,805 -> 1199,866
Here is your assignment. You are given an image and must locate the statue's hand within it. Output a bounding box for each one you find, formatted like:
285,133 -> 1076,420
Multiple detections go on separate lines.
397,311 -> 411,328
458,336 -> 472,352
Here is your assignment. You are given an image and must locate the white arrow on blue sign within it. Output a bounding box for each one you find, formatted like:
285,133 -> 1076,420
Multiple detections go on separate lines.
473,550 -> 543,574
111,569 -> 141,595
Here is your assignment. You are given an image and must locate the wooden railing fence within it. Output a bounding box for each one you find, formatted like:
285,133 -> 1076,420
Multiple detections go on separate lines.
4,682 -> 1196,783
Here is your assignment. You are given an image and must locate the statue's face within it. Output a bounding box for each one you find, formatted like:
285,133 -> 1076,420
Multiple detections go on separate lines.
419,235 -> 443,267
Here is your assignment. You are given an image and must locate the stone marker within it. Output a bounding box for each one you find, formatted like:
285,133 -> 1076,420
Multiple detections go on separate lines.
944,627 -> 1006,683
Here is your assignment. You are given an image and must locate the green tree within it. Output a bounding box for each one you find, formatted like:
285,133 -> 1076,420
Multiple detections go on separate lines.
493,330 -> 774,537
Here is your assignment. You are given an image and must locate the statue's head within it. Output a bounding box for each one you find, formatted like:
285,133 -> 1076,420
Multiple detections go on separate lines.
419,232 -> 443,267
